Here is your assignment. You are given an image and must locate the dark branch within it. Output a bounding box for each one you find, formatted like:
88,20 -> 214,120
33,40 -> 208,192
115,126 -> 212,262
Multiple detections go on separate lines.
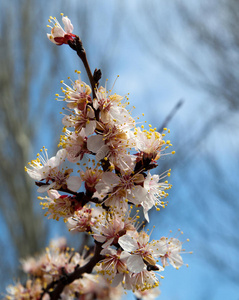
35,181 -> 78,196
35,181 -> 101,206
68,37 -> 101,98
41,241 -> 105,300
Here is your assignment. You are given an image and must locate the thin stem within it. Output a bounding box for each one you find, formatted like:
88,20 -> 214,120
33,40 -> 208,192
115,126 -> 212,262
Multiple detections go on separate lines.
79,50 -> 96,98
68,36 -> 101,99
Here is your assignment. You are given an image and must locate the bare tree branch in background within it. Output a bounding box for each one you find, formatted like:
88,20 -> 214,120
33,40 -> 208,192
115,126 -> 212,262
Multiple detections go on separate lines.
158,99 -> 184,132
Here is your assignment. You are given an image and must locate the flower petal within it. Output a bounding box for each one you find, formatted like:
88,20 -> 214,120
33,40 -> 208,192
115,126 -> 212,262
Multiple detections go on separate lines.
87,135 -> 104,153
66,176 -> 82,192
62,16 -> 73,33
37,182 -> 55,193
127,254 -> 145,273
118,234 -> 138,252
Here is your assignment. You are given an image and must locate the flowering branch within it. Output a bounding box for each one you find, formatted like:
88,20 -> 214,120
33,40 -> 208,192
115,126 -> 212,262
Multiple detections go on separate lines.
4,14 -> 191,300
41,241 -> 105,300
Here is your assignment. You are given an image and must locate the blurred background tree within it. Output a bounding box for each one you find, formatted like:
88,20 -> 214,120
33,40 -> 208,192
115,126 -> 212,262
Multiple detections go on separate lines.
0,0 -> 56,286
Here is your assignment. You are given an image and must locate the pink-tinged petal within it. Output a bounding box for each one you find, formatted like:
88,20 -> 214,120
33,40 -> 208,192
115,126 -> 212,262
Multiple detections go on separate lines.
149,242 -> 165,256
94,180 -> 111,197
100,111 -> 110,123
127,254 -> 145,273
62,115 -> 72,127
145,199 -> 154,211
93,98 -> 100,110
54,149 -> 67,165
48,149 -> 66,168
26,169 -> 43,181
85,120 -> 96,136
39,165 -> 51,177
102,172 -> 120,186
142,194 -> 154,212
87,105 -> 95,118
170,238 -> 182,250
95,145 -> 109,161
111,273 -> 124,288
118,234 -> 138,252
93,235 -> 106,243
133,173 -> 145,184
66,176 -> 82,192
133,185 -> 147,198
47,156 -> 56,168
137,231 -> 150,245
116,153 -> 136,172
130,186 -> 147,205
102,237 -> 114,248
37,182 -> 55,193
47,189 -> 61,199
47,34 -> 60,44
62,16 -> 73,33
87,135 -> 104,153
169,254 -> 183,268
161,256 -> 169,267
120,251 -> 131,260
157,240 -> 168,255
143,210 -> 149,223
123,273 -> 133,290
100,247 -> 117,256
51,26 -> 65,38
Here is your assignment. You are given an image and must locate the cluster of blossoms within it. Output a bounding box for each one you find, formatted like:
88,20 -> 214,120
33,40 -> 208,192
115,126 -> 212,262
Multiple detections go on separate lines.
5,14 -> 190,300
6,238 -> 123,300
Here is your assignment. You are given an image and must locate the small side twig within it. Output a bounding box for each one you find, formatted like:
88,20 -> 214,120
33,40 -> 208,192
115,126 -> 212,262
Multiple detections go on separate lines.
158,99 -> 184,132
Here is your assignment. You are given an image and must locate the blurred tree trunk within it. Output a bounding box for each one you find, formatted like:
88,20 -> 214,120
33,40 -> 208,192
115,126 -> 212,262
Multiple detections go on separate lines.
0,1 -> 63,287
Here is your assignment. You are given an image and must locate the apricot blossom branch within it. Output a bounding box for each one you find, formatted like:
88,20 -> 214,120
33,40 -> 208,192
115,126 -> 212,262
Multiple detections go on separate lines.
4,14 -> 191,300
